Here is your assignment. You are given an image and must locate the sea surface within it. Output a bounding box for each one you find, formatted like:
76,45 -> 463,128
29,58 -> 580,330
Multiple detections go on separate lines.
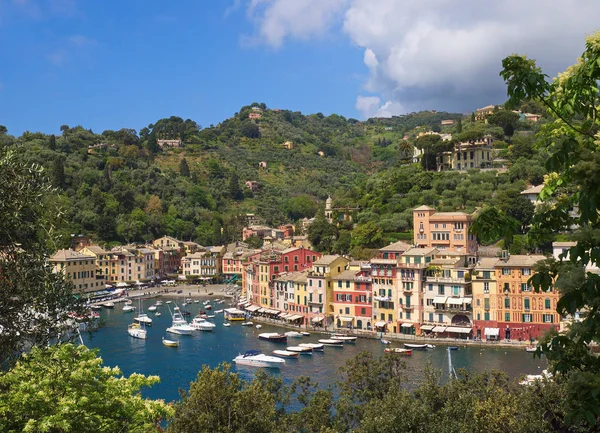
83,297 -> 546,403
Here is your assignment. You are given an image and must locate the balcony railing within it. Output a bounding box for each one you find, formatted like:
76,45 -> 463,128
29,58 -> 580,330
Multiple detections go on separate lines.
398,263 -> 427,269
434,306 -> 473,314
426,276 -> 467,284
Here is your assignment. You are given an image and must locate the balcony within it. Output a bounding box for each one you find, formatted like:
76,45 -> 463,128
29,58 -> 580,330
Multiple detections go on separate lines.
426,276 -> 467,284
434,305 -> 473,314
398,263 -> 427,269
354,275 -> 372,283
402,286 -> 413,293
399,304 -> 414,310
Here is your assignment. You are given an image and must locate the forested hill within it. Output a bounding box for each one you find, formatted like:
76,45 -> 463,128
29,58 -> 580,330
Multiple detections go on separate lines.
0,102 -> 547,255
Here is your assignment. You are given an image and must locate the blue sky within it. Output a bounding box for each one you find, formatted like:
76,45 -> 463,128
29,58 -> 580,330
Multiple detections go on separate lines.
2,0 -> 600,136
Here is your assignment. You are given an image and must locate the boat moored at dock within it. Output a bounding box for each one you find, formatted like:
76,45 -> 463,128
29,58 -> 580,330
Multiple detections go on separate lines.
272,350 -> 299,358
258,333 -> 287,342
299,343 -> 324,351
233,350 -> 286,368
318,339 -> 344,346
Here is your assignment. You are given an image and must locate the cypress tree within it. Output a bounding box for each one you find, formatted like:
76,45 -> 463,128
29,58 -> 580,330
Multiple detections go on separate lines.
179,157 -> 190,177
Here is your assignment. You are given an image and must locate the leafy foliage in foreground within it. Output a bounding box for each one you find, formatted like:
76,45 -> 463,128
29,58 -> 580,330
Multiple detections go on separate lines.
168,351 -> 582,433
0,344 -> 173,433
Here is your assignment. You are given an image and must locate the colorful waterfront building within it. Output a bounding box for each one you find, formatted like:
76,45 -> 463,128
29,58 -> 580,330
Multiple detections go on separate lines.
378,240 -> 412,260
472,257 -> 500,340
108,247 -> 136,283
494,255 -> 559,341
397,247 -> 437,335
370,258 -> 398,333
80,245 -> 110,284
420,252 -> 474,339
273,270 -> 309,325
332,263 -> 372,330
50,249 -> 101,293
307,255 -> 350,327
413,205 -> 478,263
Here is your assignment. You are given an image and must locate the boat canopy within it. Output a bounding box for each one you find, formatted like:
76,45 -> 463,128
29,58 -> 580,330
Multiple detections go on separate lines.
243,350 -> 261,357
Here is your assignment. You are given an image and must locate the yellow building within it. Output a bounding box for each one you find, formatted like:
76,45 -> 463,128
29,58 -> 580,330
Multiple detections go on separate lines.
80,245 -> 110,282
307,255 -> 350,326
472,257 -> 499,340
50,249 -> 102,293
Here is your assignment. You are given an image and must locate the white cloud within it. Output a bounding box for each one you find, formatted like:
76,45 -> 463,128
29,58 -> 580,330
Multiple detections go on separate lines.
245,0 -> 347,48
242,0 -> 600,117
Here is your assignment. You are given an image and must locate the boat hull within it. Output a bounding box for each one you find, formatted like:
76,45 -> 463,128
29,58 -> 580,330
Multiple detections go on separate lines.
258,333 -> 287,343
318,339 -> 344,346
404,344 -> 428,350
166,326 -> 194,335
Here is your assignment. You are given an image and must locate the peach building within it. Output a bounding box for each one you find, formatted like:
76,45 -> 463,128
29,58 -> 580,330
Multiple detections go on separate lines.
413,205 -> 477,262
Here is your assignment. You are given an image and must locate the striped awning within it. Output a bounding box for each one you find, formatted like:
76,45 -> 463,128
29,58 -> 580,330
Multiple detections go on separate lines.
279,313 -> 291,319
432,326 -> 447,332
446,326 -> 472,334
288,314 -> 304,321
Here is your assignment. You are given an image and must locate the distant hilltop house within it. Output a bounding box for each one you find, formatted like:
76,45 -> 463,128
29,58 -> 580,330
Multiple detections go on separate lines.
520,184 -> 544,206
251,106 -> 262,112
384,126 -> 393,131
325,196 -> 359,225
438,135 -> 494,171
512,111 -> 542,122
245,213 -> 263,227
282,141 -> 293,150
441,119 -> 455,125
475,104 -> 497,121
418,131 -> 452,141
87,143 -> 116,154
157,138 -> 182,148
248,112 -> 262,120
245,180 -> 259,192
258,161 -> 267,169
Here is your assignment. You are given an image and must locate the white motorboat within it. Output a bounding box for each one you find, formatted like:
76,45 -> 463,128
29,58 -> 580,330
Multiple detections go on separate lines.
223,323 -> 231,327
194,300 -> 200,304
103,302 -> 115,309
301,332 -> 310,336
125,300 -> 133,305
426,344 -> 436,349
385,348 -> 412,356
286,346 -> 312,354
241,321 -> 254,326
233,350 -> 286,368
256,324 -> 262,329
166,300 -> 172,304
207,315 -> 215,319
148,305 -> 157,312
182,302 -> 187,307
90,305 -> 102,310
285,331 -> 303,338
127,323 -> 147,340
122,305 -> 135,312
258,333 -> 287,342
190,316 -> 216,332
525,346 -> 538,353
166,307 -> 194,335
215,309 -> 224,314
404,343 -> 428,350
380,339 -> 391,345
318,339 -> 344,346
331,335 -> 357,343
155,300 -> 163,306
273,350 -> 299,358
155,312 -> 161,317
134,313 -> 153,325
299,343 -> 324,351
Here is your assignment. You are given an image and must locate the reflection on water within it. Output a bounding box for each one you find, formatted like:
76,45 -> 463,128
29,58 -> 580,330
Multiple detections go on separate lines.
83,297 -> 546,403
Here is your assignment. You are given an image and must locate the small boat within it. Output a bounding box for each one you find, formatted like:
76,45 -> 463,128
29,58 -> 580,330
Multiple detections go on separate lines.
162,337 -> 179,347
285,331 -> 303,338
182,302 -> 187,307
205,305 -> 213,310
134,313 -> 152,326
233,350 -> 285,368
273,350 -> 299,358
258,333 -> 287,342
180,310 -> 191,317
194,300 -> 199,303
426,344 -> 436,349
186,298 -> 193,303
166,307 -> 194,335
208,292 -> 214,296
103,302 -> 115,309
385,348 -> 412,356
256,324 -> 262,329
207,315 -> 215,319
125,300 -> 133,305
122,305 -> 135,312
286,346 -> 312,354
404,343 -> 428,350
525,346 -> 538,353
331,335 -> 357,343
155,300 -> 163,306
301,332 -> 311,336
148,305 -> 157,312
448,346 -> 459,351
166,300 -> 172,304
190,316 -> 216,331
223,323 -> 231,327
380,339 -> 391,345
299,343 -> 324,351
241,321 -> 254,327
127,323 -> 147,340
215,309 -> 224,314
155,312 -> 161,317
90,305 -> 102,310
318,339 -> 344,346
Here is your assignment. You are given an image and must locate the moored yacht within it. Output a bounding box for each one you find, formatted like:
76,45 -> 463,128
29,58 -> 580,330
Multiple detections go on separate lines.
122,304 -> 135,312
134,313 -> 152,325
258,333 -> 287,342
285,331 -> 303,338
166,307 -> 194,335
298,343 -> 324,351
318,339 -> 344,346
190,315 -> 216,331
233,350 -> 286,368
127,323 -> 147,340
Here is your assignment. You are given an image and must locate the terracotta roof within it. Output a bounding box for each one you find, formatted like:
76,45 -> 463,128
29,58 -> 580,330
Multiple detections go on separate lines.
498,255 -> 546,267
403,247 -> 438,256
414,205 -> 434,211
50,249 -> 95,261
520,185 -> 544,195
313,255 -> 345,266
475,257 -> 500,269
370,258 -> 397,265
332,270 -> 358,280
83,245 -> 107,255
379,240 -> 412,252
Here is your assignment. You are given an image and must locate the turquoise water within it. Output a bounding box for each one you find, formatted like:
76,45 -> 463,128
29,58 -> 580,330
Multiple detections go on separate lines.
83,297 -> 546,403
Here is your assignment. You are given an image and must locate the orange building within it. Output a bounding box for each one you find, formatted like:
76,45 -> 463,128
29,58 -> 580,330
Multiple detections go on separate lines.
494,255 -> 559,340
413,205 -> 477,262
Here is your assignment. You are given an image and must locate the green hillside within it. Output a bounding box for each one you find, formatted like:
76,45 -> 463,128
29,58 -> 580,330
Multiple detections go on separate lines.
0,102 -> 547,254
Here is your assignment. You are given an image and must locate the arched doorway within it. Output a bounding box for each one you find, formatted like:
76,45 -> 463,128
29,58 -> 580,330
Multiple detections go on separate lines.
451,314 -> 471,327
356,320 -> 363,330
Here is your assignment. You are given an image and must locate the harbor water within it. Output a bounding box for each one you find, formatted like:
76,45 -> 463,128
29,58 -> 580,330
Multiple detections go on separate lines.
83,297 -> 547,403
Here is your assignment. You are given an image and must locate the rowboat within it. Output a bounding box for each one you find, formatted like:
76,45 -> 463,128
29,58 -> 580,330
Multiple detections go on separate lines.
318,339 -> 344,346
299,343 -> 324,351
404,343 -> 428,350
286,346 -> 312,354
162,337 -> 179,347
272,350 -> 299,358
259,333 -> 287,342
